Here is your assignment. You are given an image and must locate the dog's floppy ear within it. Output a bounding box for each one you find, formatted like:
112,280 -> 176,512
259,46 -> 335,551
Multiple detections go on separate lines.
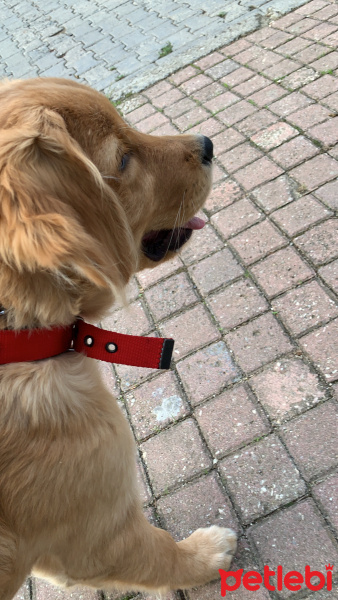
0,107 -> 137,308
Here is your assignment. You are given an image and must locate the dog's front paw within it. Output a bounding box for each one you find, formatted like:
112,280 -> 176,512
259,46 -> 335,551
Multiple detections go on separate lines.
178,525 -> 237,587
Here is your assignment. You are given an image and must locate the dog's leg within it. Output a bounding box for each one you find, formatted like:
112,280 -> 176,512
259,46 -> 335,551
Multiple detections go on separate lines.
0,528 -> 30,600
91,510 -> 236,592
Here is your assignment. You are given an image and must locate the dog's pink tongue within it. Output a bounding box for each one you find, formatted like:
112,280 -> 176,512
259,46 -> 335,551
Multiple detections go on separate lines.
183,216 -> 205,230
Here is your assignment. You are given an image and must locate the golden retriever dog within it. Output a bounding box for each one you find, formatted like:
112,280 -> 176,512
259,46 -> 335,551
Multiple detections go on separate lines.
0,78 -> 236,599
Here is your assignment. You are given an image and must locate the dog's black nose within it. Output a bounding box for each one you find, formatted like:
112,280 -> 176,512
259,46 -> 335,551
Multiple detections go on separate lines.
200,135 -> 213,165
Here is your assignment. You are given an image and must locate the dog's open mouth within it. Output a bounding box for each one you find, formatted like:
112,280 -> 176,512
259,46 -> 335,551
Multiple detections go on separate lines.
142,216 -> 205,262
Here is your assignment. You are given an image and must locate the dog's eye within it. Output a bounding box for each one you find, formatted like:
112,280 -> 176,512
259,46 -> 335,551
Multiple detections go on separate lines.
119,154 -> 129,171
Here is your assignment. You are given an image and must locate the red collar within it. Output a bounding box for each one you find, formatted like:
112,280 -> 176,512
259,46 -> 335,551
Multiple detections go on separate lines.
0,318 -> 174,370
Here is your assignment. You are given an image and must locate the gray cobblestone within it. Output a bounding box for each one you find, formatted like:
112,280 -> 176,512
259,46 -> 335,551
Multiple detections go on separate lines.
0,0 -> 311,103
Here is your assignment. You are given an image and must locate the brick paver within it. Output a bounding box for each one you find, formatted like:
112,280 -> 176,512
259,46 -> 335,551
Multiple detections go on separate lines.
5,1 -> 338,598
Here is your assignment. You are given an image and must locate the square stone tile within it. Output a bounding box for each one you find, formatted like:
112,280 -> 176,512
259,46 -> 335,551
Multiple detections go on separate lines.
179,74 -> 213,95
235,108 -> 279,136
270,136 -> 319,169
196,384 -> 269,458
248,499 -> 338,598
144,272 -> 198,321
217,142 -> 263,174
180,224 -> 223,264
312,472 -> 338,535
141,419 -> 211,494
323,90 -> 338,112
195,52 -> 225,70
157,472 -> 238,541
176,341 -> 240,406
101,299 -> 152,336
303,22 -> 338,41
234,157 -> 284,191
294,219 -> 338,266
272,280 -> 338,335
309,116 -> 338,147
114,361 -> 157,393
251,122 -> 297,151
270,91 -> 314,116
319,258 -> 338,293
136,112 -> 170,134
220,434 -> 306,523
251,175 -> 295,212
217,99 -> 257,126
288,17 -> 321,35
261,30 -> 293,49
224,312 -> 293,373
302,74 -> 338,99
208,278 -> 268,331
211,198 -> 262,239
251,246 -> 314,298
126,103 -> 156,125
125,371 -> 189,441
186,118 -> 225,140
204,90 -> 238,113
136,256 -> 182,288
163,97 -> 197,119
229,219 -> 287,265
315,179 -> 338,211
300,318 -> 338,382
248,84 -> 287,108
247,49 -> 284,72
188,248 -> 243,295
192,81 -> 226,102
290,155 -> 338,192
231,74 -> 269,96
271,195 -> 331,235
213,128 -> 246,155
160,304 -> 220,360
263,58 -> 301,80
152,88 -> 184,109
281,401 -> 338,479
221,64 -> 254,87
172,105 -> 211,132
310,50 -> 338,73
276,36 -> 311,56
250,357 -> 325,424
205,59 -> 239,80
205,178 -> 243,213
287,104 -> 331,129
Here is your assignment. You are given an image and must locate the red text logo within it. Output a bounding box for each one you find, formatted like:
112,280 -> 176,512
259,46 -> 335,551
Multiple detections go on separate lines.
219,564 -> 333,596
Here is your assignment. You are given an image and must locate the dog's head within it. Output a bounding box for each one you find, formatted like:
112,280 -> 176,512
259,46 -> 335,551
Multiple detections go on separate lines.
0,78 -> 212,328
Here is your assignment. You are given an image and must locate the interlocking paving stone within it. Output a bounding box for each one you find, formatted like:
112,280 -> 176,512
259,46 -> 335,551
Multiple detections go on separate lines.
272,280 -> 338,335
299,318 -> 338,381
224,312 -> 293,373
281,401 -> 338,479
141,419 -> 211,494
157,472 -> 238,541
220,434 -> 306,523
125,371 -> 189,440
207,278 -> 268,331
196,384 -> 269,458
249,357 -> 326,424
248,499 -> 338,598
176,341 -> 240,406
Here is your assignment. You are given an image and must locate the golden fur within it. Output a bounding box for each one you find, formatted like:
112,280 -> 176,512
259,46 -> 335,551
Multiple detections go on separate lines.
0,78 -> 236,599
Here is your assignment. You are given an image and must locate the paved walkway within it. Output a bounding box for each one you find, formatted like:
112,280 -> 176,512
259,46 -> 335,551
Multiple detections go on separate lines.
1,0 -> 310,100
4,0 -> 338,599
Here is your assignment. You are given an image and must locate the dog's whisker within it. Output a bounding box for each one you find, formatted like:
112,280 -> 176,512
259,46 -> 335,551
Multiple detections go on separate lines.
102,175 -> 120,181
